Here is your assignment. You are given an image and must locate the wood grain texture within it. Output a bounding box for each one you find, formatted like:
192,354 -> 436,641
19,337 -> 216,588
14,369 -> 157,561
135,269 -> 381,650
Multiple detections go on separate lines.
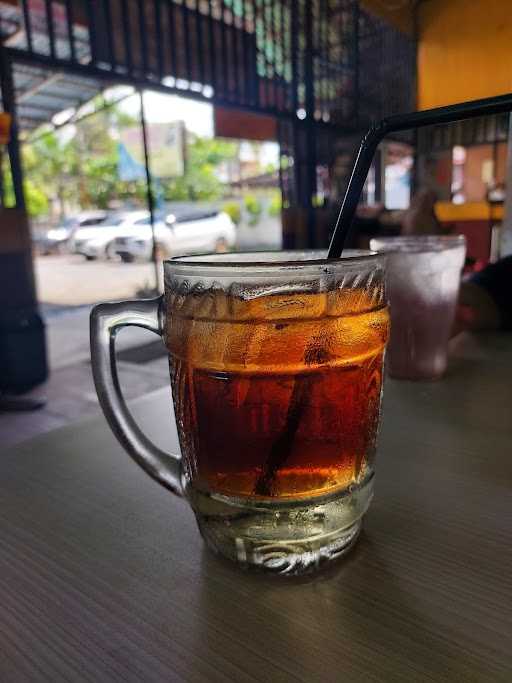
1,333 -> 511,682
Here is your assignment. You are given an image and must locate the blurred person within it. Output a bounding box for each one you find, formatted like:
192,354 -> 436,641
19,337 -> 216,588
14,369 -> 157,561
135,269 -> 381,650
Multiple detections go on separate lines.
351,188 -> 443,242
400,188 -> 443,236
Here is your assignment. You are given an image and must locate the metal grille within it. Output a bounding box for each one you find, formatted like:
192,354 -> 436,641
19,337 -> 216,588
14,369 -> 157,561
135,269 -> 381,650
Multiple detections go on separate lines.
1,0 -> 417,247
418,113 -> 510,152
358,8 -> 415,125
2,0 -> 415,128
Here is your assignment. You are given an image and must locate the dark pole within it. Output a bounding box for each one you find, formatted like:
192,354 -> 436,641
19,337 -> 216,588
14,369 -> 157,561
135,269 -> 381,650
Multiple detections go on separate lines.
304,0 -> 317,247
0,46 -> 48,404
0,51 -> 25,209
374,146 -> 383,204
410,1 -> 420,197
139,90 -> 160,293
352,0 -> 360,129
488,134 -> 500,260
0,148 -> 4,207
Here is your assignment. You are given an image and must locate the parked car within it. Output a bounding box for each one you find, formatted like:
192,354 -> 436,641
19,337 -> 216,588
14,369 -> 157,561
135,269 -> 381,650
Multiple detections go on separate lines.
114,210 -> 236,262
71,211 -> 164,260
37,211 -> 108,255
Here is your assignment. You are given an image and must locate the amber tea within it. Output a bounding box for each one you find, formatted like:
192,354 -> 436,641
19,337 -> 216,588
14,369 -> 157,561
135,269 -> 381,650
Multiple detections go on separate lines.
167,287 -> 389,501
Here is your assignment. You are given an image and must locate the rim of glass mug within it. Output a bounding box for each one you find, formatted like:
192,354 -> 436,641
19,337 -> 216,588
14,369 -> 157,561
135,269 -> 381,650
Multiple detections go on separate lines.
370,234 -> 466,255
164,249 -> 385,277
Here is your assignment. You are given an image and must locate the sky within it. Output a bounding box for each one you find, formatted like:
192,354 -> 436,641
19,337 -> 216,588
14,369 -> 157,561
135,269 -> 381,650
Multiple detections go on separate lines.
119,90 -> 215,138
54,86 -> 279,167
116,88 -> 279,166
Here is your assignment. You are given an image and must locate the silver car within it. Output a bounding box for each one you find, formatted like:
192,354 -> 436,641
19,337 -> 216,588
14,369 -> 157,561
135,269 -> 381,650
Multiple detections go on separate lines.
38,211 -> 108,254
71,211 -> 164,260
114,210 -> 236,262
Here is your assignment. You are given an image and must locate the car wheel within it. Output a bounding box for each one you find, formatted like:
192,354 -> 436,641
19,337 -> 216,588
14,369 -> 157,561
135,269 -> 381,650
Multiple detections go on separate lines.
84,254 -> 96,261
105,242 -> 116,260
120,253 -> 135,263
215,237 -> 228,253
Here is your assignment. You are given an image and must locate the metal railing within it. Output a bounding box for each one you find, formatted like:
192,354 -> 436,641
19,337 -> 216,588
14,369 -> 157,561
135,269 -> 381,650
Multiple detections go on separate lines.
0,0 -> 416,248
2,0 -> 415,128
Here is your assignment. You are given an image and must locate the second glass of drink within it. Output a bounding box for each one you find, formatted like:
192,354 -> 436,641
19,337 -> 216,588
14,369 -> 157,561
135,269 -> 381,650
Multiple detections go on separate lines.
370,235 -> 466,380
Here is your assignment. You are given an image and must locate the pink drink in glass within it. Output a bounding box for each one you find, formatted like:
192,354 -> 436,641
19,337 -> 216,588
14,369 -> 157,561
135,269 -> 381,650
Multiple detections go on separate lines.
370,235 -> 466,380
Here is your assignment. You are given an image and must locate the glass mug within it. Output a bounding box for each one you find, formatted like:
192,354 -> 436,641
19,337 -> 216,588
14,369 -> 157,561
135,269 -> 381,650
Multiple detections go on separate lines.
90,251 -> 389,575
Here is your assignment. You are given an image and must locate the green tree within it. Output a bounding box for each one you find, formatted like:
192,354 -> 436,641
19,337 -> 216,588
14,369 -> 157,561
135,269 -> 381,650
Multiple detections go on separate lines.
244,193 -> 262,225
19,100 -> 142,216
164,136 -> 238,202
15,100 -> 238,216
268,190 -> 282,217
187,137 -> 237,167
222,201 -> 241,225
2,169 -> 49,217
21,131 -> 79,218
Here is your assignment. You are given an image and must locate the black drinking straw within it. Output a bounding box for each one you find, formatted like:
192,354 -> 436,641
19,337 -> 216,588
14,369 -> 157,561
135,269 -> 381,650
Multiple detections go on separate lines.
328,92 -> 512,259
256,92 -> 512,497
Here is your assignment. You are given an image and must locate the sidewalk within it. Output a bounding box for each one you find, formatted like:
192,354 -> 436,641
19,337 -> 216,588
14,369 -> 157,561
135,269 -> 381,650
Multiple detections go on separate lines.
42,303 -> 160,370
1,224 -> 283,450
0,305 -> 169,450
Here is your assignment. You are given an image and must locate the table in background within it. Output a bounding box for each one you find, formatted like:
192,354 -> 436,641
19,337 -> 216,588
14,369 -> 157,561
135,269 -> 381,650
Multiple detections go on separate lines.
1,333 -> 511,682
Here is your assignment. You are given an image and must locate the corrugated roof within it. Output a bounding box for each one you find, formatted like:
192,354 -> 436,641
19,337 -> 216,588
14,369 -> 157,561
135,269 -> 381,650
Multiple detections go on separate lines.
0,1 -> 101,135
13,63 -> 104,135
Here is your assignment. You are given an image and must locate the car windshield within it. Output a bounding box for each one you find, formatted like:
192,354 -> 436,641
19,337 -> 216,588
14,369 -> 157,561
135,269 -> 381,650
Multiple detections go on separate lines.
173,210 -> 218,224
59,217 -> 77,229
101,214 -> 129,226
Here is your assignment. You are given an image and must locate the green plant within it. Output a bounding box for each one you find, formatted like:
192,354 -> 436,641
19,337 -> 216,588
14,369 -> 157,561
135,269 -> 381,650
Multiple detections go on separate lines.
267,191 -> 282,217
2,170 -> 49,217
24,181 -> 49,217
244,194 -> 262,226
14,106 -> 238,215
222,201 -> 241,225
164,165 -> 224,201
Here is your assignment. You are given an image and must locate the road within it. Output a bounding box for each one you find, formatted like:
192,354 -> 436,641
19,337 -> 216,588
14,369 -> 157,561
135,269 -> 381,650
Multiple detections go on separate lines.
11,220 -> 282,446
34,218 -> 281,307
35,255 -> 163,306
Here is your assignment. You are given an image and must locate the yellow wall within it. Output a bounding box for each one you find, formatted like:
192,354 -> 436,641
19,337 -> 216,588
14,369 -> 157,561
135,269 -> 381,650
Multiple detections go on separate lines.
436,202 -> 504,222
418,0 -> 512,109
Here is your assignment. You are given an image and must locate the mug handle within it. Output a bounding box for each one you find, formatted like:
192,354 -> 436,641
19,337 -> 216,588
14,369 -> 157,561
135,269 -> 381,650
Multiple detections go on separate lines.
90,296 -> 182,495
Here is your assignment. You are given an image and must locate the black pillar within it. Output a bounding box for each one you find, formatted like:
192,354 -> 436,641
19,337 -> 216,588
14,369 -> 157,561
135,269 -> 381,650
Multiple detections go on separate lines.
303,0 -> 317,248
139,90 -> 160,293
0,49 -> 48,395
0,50 -> 25,209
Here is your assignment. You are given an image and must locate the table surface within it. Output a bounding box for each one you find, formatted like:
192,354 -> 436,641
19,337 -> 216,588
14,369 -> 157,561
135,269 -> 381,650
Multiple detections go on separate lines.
1,333 -> 511,682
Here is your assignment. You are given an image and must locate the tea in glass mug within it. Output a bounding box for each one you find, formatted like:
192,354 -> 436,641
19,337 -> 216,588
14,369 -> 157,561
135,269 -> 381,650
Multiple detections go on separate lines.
91,251 -> 389,575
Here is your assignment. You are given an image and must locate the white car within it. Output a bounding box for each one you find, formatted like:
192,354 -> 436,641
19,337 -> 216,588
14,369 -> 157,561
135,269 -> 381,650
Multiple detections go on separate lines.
72,211 -> 164,260
114,210 -> 236,262
38,210 -> 108,254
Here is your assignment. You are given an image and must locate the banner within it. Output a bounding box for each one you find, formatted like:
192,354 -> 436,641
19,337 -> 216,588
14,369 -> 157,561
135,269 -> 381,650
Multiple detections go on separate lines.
119,121 -> 185,179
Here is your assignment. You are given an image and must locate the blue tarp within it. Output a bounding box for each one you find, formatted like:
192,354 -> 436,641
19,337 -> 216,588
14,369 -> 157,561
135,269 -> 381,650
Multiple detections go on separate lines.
117,142 -> 165,211
117,142 -> 146,182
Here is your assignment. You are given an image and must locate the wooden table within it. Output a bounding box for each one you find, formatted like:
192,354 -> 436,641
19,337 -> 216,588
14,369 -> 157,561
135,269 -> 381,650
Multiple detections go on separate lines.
1,333 -> 511,682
